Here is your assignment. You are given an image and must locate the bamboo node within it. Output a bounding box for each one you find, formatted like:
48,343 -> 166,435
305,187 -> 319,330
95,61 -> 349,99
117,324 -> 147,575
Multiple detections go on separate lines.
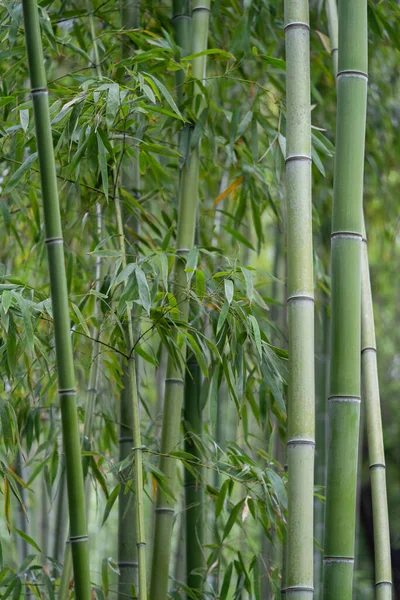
166,377 -> 185,385
31,87 -> 48,95
375,581 -> 392,588
155,507 -> 174,514
192,5 -> 211,12
287,293 -> 314,303
337,69 -> 368,81
176,248 -> 190,254
285,154 -> 312,164
323,556 -> 354,563
285,586 -> 314,593
118,561 -> 139,568
58,388 -> 76,396
369,463 -> 386,470
284,21 -> 310,32
328,395 -> 361,404
361,346 -> 376,354
331,231 -> 362,240
68,534 -> 89,544
118,436 -> 134,443
287,438 -> 315,447
45,236 -> 63,245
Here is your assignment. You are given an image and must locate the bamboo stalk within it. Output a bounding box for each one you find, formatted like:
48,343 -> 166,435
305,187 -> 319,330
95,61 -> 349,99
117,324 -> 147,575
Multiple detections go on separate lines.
284,1 -> 315,598
114,193 -> 147,599
117,0 -> 142,596
361,224 -> 392,599
149,1 -> 210,598
21,1 -> 91,597
322,1 -> 368,597
184,358 -> 204,596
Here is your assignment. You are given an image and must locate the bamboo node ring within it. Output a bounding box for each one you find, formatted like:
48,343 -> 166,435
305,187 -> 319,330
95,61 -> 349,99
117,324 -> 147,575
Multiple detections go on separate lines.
118,436 -> 134,443
285,154 -> 312,163
31,87 -> 48,95
323,556 -> 354,563
375,581 -> 392,588
285,586 -> 314,593
166,377 -> 185,385
361,346 -> 376,354
45,237 -> 64,245
331,231 -> 362,240
287,293 -> 314,303
284,21 -> 310,31
328,395 -> 361,404
337,69 -> 368,80
176,248 -> 190,254
155,507 -> 174,514
69,535 -> 89,544
118,561 -> 138,568
58,388 -> 76,396
369,463 -> 386,470
287,438 -> 315,447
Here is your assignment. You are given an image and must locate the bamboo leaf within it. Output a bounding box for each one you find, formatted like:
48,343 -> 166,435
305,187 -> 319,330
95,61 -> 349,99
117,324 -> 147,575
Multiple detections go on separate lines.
144,73 -> 183,119
106,83 -> 120,128
102,484 -> 120,526
4,153 -> 38,193
15,529 -> 41,553
220,562 -> 233,600
71,303 -> 90,337
241,267 -> 254,304
97,133 -> 109,200
248,315 -> 262,358
224,279 -> 234,305
223,226 -> 255,251
222,498 -> 246,541
135,267 -> 151,314
213,176 -> 244,206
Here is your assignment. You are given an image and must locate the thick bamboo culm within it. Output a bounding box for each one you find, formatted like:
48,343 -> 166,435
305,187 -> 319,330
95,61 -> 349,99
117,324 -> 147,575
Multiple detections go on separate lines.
21,1 -> 91,598
361,224 -> 392,599
324,2 -> 392,597
150,1 -> 210,598
323,1 -> 368,597
284,1 -> 315,598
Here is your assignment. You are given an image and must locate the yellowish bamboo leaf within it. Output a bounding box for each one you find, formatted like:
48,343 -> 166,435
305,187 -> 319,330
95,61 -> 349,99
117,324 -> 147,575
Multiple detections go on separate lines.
213,176 -> 244,206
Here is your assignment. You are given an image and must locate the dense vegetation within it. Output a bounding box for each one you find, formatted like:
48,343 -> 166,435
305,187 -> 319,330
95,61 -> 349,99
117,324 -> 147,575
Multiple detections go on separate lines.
0,0 -> 399,598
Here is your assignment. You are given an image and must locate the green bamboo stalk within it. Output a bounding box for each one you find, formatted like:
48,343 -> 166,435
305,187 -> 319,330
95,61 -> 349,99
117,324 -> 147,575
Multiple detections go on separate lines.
284,1 -> 315,598
325,0 -> 338,77
184,357 -> 204,596
114,194 -> 147,600
150,1 -> 210,598
117,1 -> 142,596
322,1 -> 368,597
361,224 -> 392,599
21,1 -> 91,597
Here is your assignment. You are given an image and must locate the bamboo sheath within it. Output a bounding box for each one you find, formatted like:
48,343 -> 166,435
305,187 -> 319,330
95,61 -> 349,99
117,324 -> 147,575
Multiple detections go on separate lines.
21,1 -> 91,598
361,227 -> 392,599
322,1 -> 367,597
150,1 -> 210,598
284,1 -> 315,598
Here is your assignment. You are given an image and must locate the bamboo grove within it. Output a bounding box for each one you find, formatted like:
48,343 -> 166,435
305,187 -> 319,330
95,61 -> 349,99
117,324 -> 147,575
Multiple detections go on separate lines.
0,0 -> 399,598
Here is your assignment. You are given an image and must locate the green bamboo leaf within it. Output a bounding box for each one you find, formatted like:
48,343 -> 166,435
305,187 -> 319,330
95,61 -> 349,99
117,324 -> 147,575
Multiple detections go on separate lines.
106,83 -> 120,128
222,498 -> 246,541
181,48 -> 234,61
195,269 -> 206,299
97,133 -> 109,200
15,529 -> 41,553
4,153 -> 38,193
135,267 -> 151,314
20,109 -> 29,132
223,226 -> 255,250
190,107 -> 209,150
217,301 -> 230,335
185,332 -> 208,377
114,263 -> 136,288
102,557 -> 109,596
248,315 -> 262,358
241,267 -> 254,304
220,562 -> 233,600
0,400 -> 14,447
224,279 -> 234,305
144,73 -> 183,119
260,55 -> 286,69
6,315 -> 17,375
102,484 -> 120,526
2,290 -> 13,313
266,468 -> 287,509
71,303 -> 90,337
216,479 -> 230,518
185,247 -> 199,282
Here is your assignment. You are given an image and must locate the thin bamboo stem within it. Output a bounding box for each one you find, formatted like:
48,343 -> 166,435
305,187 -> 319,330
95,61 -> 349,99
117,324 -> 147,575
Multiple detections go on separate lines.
322,1 -> 368,597
21,1 -> 91,597
184,358 -> 204,596
361,224 -> 392,599
284,1 -> 315,598
149,1 -> 211,598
